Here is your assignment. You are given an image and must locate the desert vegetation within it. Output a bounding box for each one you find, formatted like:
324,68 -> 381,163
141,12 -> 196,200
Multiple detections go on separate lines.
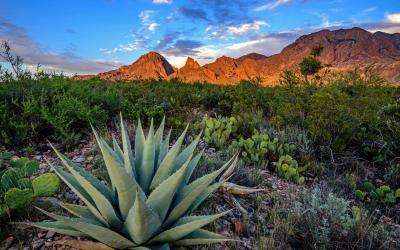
0,41 -> 399,249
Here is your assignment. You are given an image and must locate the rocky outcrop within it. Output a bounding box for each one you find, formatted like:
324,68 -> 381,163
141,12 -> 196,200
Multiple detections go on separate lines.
169,57 -> 216,83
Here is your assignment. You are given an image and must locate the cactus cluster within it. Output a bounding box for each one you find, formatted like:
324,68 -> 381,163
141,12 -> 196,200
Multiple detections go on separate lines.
355,181 -> 400,204
276,155 -> 305,184
231,132 -> 296,166
0,156 -> 60,216
201,115 -> 237,148
32,117 -> 236,249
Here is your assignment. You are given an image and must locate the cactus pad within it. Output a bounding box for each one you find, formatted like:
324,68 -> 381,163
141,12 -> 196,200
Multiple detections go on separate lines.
4,188 -> 34,209
32,173 -> 60,197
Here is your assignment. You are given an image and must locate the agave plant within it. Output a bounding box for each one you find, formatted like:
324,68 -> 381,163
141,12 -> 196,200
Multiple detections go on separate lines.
32,116 -> 236,249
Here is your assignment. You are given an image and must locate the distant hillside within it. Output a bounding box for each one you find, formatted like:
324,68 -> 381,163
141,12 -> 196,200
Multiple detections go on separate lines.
73,27 -> 400,84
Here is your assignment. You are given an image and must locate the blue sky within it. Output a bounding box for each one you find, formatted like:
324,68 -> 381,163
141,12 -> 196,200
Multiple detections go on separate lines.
0,0 -> 399,74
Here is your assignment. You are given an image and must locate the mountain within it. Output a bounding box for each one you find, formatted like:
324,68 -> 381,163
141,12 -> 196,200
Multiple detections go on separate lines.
75,51 -> 175,81
257,27 -> 400,83
74,27 -> 400,84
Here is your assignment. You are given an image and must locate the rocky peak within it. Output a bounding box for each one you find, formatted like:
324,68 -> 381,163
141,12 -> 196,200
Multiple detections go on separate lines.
183,57 -> 201,69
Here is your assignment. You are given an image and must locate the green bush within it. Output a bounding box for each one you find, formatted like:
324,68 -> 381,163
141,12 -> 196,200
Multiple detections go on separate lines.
302,187 -> 354,249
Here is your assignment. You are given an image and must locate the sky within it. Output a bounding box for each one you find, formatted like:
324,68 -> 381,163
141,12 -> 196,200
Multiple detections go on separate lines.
0,0 -> 400,74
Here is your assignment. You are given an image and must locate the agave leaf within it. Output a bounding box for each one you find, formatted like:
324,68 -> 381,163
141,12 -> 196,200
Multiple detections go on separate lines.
59,220 -> 137,249
172,229 -> 229,246
219,154 -> 239,181
157,129 -> 171,166
139,118 -> 156,193
51,146 -> 114,203
188,181 -> 224,214
124,190 -> 162,244
135,119 -> 146,176
149,244 -> 170,250
176,155 -> 235,203
48,163 -> 108,226
30,221 -> 86,237
149,211 -> 230,244
112,135 -> 124,163
150,124 -> 189,190
36,207 -> 103,226
182,151 -> 203,185
173,132 -> 202,172
120,114 -> 136,178
93,131 -> 140,220
61,203 -> 100,222
53,149 -> 122,229
154,116 -> 165,166
165,158 -> 217,226
147,156 -> 192,221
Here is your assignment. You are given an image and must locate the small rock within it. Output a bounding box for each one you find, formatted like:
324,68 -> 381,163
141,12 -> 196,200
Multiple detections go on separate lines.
233,220 -> 245,235
45,230 -> 55,238
32,239 -> 45,249
33,155 -> 42,160
73,156 -> 85,163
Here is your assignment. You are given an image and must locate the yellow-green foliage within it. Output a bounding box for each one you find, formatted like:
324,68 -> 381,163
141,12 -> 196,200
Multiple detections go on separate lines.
32,116 -> 236,249
276,155 -> 304,184
32,173 -> 60,197
202,115 -> 237,148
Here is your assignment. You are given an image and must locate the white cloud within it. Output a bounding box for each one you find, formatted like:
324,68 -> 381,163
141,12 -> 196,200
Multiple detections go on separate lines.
148,23 -> 159,32
363,7 -> 376,13
152,0 -> 172,4
138,10 -> 160,32
205,25 -> 213,32
255,0 -> 290,11
164,55 -> 187,68
225,34 -> 294,57
227,20 -> 269,36
385,13 -> 400,24
139,10 -> 155,24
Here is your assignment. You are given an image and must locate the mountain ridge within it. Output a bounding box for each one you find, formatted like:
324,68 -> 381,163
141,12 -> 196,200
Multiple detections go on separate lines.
73,27 -> 400,84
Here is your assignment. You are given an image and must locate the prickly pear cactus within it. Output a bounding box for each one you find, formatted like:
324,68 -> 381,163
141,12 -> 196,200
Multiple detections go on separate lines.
4,188 -> 34,209
10,157 -> 39,177
276,155 -> 305,184
32,173 -> 60,197
0,156 -> 60,214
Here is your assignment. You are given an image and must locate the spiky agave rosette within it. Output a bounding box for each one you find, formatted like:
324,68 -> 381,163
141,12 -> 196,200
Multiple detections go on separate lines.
31,116 -> 236,249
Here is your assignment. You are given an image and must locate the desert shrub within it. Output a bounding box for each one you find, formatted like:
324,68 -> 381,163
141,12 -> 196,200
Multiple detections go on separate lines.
384,164 -> 400,188
301,187 -> 354,250
235,110 -> 265,138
